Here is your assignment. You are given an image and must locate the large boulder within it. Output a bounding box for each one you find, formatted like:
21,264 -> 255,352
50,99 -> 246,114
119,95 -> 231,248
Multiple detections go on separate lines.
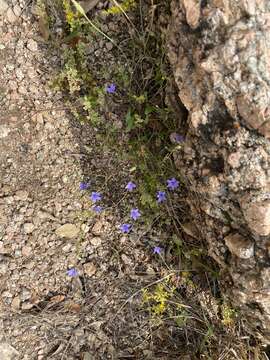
167,0 -> 270,343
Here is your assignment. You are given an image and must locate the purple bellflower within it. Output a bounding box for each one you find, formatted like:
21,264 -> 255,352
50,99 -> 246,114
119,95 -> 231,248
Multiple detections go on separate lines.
175,134 -> 185,143
167,178 -> 179,190
79,182 -> 90,190
153,246 -> 162,255
106,83 -> 116,94
90,192 -> 102,202
67,268 -> 78,277
125,181 -> 136,191
130,208 -> 141,221
120,224 -> 132,233
157,191 -> 166,203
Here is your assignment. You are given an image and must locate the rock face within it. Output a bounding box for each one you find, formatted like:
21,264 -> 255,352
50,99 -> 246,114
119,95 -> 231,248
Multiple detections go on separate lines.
167,0 -> 270,343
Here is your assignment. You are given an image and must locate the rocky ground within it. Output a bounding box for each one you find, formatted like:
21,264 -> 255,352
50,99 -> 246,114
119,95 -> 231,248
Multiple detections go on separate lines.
0,1 -> 269,359
0,1 -> 155,358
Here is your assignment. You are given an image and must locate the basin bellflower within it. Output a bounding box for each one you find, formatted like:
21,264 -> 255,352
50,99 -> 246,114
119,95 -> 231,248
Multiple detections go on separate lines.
130,208 -> 141,221
67,268 -> 78,277
120,223 -> 132,233
153,246 -> 162,255
125,181 -> 136,191
92,205 -> 102,213
175,134 -> 185,143
90,192 -> 102,202
79,182 -> 90,190
157,191 -> 166,203
106,83 -> 116,94
167,178 -> 179,190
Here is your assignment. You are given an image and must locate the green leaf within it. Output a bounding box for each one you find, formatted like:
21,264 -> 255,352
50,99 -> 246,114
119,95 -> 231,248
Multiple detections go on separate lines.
145,104 -> 155,116
125,108 -> 134,131
172,234 -> 182,247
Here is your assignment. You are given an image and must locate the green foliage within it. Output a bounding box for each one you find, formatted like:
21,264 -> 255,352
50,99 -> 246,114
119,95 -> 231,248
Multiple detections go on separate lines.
139,189 -> 157,210
199,326 -> 215,353
51,42 -> 92,94
103,0 -> 137,15
82,89 -> 105,125
124,104 -> 157,132
55,50 -> 82,93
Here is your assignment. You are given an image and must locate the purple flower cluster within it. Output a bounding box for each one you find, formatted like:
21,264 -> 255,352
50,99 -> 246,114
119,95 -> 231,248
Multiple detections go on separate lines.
119,182 -> 141,233
156,177 -> 179,204
79,180 -> 104,214
78,175 -> 179,260
73,100 -> 183,275
120,177 -> 180,233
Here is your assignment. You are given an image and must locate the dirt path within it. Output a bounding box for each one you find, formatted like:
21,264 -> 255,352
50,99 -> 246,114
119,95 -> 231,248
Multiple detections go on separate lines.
0,2 -> 156,359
